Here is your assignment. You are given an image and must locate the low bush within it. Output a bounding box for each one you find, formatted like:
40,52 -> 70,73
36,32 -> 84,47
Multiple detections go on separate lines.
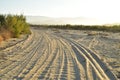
5,14 -> 31,38
0,14 -> 31,43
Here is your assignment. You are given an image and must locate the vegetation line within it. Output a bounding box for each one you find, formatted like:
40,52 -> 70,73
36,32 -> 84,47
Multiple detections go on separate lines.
31,24 -> 120,32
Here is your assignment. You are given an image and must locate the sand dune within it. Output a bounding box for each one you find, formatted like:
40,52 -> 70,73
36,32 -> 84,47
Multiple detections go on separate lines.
0,27 -> 118,80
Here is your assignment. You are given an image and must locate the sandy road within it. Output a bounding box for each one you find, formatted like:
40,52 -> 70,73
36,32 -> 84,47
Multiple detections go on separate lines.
0,28 -> 117,80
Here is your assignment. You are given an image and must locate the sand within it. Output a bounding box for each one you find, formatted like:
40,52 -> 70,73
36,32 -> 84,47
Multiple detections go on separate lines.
0,27 -> 119,80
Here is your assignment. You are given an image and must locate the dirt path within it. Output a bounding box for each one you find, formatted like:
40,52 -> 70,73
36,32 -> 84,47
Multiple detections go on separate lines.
0,28 -> 117,80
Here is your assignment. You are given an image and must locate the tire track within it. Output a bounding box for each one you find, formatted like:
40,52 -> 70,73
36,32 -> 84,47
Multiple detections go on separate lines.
0,30 -> 43,79
0,30 -> 34,70
66,38 -> 117,80
23,34 -> 58,80
14,36 -> 45,79
60,39 -> 86,80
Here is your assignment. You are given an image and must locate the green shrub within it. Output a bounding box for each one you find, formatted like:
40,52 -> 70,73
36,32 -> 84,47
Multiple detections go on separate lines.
0,14 -> 31,38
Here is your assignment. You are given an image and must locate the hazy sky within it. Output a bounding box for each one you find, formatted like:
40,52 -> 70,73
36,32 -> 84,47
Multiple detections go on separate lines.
0,0 -> 120,23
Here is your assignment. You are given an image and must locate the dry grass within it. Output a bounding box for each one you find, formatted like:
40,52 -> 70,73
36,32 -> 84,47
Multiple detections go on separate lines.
0,35 -> 3,43
1,31 -> 12,40
0,29 -> 12,43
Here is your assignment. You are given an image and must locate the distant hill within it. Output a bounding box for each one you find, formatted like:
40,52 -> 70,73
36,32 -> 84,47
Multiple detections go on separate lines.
26,16 -> 120,25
